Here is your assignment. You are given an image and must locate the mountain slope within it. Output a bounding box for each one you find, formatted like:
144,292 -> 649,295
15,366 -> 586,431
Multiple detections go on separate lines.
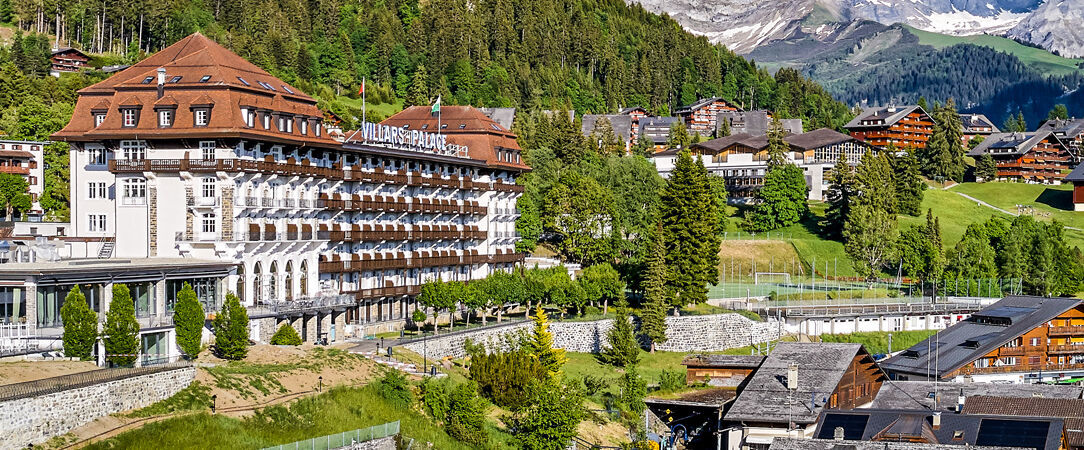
903,24 -> 1084,76
1007,0 -> 1084,58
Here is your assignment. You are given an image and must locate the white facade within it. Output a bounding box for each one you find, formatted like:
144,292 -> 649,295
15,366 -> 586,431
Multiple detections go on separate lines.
0,140 -> 48,218
653,151 -> 833,201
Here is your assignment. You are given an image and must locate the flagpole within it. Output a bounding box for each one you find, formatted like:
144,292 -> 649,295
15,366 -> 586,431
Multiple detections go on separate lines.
362,77 -> 366,126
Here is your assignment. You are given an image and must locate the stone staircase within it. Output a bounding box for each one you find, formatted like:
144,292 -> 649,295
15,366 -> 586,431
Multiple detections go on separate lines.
352,351 -> 445,378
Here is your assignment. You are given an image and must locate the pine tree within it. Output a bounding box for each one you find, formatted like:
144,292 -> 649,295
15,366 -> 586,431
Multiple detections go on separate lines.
822,153 -> 855,239
719,117 -> 732,137
173,283 -> 205,359
527,307 -> 566,381
639,230 -> 669,352
976,154 -> 997,182
660,148 -> 718,307
1048,104 -> 1070,122
666,121 -> 690,150
598,298 -> 640,367
845,151 -> 898,281
406,65 -> 430,106
917,96 -> 928,112
213,292 -> 250,360
60,286 -> 97,361
891,148 -> 925,216
0,0 -> 12,24
103,284 -> 140,366
921,99 -> 966,182
745,119 -> 808,231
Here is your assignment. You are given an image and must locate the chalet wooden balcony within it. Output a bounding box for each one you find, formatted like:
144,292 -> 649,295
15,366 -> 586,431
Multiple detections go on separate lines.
971,361 -> 1084,375
110,158 -> 343,180
0,165 -> 30,175
318,227 -> 487,242
998,346 -> 1026,356
1048,326 -> 1084,336
1047,344 -> 1084,355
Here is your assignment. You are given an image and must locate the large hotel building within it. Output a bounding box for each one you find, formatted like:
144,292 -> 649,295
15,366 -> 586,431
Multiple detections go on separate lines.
1,32 -> 526,357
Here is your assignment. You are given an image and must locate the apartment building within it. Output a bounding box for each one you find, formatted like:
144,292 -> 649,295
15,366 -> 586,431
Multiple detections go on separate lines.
846,105 -> 935,150
0,139 -> 47,220
49,33 -> 527,340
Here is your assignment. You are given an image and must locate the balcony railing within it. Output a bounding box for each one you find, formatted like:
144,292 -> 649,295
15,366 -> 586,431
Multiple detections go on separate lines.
250,295 -> 356,315
1048,344 -> 1084,355
998,346 -> 1026,356
110,158 -> 343,180
1048,326 -> 1084,336
176,230 -> 321,243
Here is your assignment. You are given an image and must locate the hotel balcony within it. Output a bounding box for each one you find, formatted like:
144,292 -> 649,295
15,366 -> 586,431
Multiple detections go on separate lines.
249,294 -> 356,316
0,165 -> 30,175
998,346 -> 1026,356
1048,326 -> 1084,336
175,230 -> 322,243
1047,344 -> 1084,355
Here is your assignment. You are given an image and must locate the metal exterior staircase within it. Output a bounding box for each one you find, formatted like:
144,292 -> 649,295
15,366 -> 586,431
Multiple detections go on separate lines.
97,241 -> 114,259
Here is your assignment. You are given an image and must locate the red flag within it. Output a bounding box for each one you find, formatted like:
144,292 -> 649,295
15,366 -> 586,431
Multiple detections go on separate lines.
358,80 -> 365,95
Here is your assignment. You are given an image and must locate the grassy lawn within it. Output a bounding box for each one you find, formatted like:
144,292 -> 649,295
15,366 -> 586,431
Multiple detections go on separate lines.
950,182 -> 1084,248
817,330 -> 937,354
86,384 -> 483,450
898,187 -> 1017,245
903,25 -> 1084,76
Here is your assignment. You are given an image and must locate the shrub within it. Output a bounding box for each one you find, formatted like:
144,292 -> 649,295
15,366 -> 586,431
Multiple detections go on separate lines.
657,369 -> 686,393
619,367 -> 647,415
103,284 -> 140,366
173,282 -> 205,358
584,306 -> 601,316
445,381 -> 487,445
212,292 -> 249,360
581,375 -> 607,396
269,324 -> 302,346
420,378 -> 450,421
470,348 -> 545,409
60,286 -> 96,360
377,371 -> 413,408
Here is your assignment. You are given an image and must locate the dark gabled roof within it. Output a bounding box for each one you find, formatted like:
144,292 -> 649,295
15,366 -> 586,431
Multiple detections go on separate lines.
51,47 -> 89,57
1037,118 -> 1084,139
682,354 -> 765,368
769,437 -> 1023,450
581,114 -> 633,142
691,133 -> 753,154
786,128 -> 865,151
880,296 -> 1082,379
961,114 -> 999,133
963,397 -> 1084,447
725,343 -> 882,424
639,116 -> 680,144
1065,162 -> 1084,182
872,381 -> 1083,411
718,110 -> 804,136
618,106 -> 647,115
967,131 -> 1065,157
675,97 -> 739,115
814,409 -> 1063,450
845,105 -> 929,129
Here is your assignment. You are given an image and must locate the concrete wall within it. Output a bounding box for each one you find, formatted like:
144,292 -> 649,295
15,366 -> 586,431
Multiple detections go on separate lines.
0,366 -> 196,448
399,313 -> 783,360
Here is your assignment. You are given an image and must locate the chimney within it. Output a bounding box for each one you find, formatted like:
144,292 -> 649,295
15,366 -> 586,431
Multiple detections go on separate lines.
932,412 -> 942,430
787,363 -> 798,390
834,427 -> 845,441
157,67 -> 166,99
957,389 -> 966,412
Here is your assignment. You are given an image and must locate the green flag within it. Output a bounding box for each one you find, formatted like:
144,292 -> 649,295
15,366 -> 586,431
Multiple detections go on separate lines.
431,96 -> 441,114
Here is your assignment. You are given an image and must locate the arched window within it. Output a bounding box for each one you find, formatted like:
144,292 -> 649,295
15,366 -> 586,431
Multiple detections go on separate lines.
269,262 -> 279,302
285,261 -> 294,301
252,262 -> 263,305
236,264 -> 245,302
299,261 -> 309,297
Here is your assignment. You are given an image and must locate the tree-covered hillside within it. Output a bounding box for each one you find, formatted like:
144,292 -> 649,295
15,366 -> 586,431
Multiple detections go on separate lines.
2,0 -> 852,130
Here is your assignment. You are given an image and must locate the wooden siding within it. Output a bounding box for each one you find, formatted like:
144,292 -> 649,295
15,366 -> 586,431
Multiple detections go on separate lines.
831,352 -> 887,409
849,112 -> 934,150
954,305 -> 1084,378
991,137 -> 1071,183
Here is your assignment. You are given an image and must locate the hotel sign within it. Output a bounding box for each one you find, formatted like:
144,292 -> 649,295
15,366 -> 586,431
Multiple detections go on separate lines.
358,121 -> 468,157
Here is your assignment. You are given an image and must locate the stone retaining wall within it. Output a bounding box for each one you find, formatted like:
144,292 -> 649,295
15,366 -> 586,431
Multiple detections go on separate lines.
0,367 -> 196,448
399,313 -> 782,359
334,436 -> 397,450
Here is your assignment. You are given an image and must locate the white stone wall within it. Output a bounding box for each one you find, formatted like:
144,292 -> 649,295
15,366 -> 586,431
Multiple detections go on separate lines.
399,313 -> 783,360
0,366 -> 196,448
334,435 -> 396,450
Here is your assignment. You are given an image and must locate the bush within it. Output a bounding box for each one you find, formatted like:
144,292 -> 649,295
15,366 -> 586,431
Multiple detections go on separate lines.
173,282 -> 205,358
269,324 -> 303,346
420,378 -> 450,422
657,369 -> 686,393
581,375 -> 607,396
377,371 -> 413,408
446,381 -> 487,445
619,368 -> 647,415
584,306 -> 601,316
60,286 -> 96,360
103,284 -> 140,366
470,348 -> 545,409
213,292 -> 249,360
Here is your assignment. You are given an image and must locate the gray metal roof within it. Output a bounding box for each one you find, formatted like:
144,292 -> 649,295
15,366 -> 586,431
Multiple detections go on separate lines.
871,381 -> 1084,411
691,133 -> 754,154
967,131 -> 1065,157
770,437 -> 1024,450
813,409 -> 1063,450
845,105 -> 928,130
725,342 -> 873,424
581,114 -> 633,142
639,116 -> 680,144
1037,118 -> 1084,139
879,296 -> 1082,379
961,114 -> 999,134
1066,162 -> 1084,182
718,111 -> 804,136
786,128 -> 864,151
480,107 -> 516,130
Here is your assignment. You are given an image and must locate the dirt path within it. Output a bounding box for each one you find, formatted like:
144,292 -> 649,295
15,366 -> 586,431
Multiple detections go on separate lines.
0,360 -> 99,385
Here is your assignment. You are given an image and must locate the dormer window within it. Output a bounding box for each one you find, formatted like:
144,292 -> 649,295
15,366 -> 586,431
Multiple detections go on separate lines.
193,108 -> 210,127
158,109 -> 174,127
300,119 -> 308,135
93,112 -> 106,127
315,123 -> 321,137
121,108 -> 140,127
241,107 -> 255,127
262,112 -> 271,130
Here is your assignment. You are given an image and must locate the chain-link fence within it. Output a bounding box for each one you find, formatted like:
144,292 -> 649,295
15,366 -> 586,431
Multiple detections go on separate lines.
260,421 -> 400,450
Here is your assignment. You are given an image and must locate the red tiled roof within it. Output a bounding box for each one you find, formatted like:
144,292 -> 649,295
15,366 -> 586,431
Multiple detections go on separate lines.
52,32 -> 338,148
376,106 -> 529,172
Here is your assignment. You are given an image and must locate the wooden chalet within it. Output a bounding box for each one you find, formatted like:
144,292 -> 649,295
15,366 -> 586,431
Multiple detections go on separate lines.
881,296 -> 1084,382
675,97 -> 741,137
618,106 -> 648,143
725,343 -> 888,446
682,354 -> 764,387
50,47 -> 90,75
845,105 -> 934,150
960,114 -> 999,145
1039,118 -> 1084,162
968,131 -> 1071,183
